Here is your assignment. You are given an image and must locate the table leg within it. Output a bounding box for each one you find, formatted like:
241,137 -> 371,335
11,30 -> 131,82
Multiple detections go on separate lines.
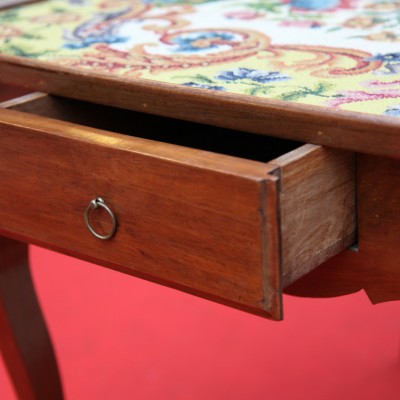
0,237 -> 63,399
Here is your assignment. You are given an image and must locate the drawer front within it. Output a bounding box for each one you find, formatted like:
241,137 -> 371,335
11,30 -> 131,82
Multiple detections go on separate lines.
0,108 -> 282,319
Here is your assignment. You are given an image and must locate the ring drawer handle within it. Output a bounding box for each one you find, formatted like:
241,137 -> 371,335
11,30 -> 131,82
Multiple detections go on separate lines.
84,197 -> 117,240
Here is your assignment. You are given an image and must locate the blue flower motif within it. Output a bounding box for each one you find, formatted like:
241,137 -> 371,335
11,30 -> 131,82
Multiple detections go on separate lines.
142,0 -> 182,3
64,35 -> 128,49
63,9 -> 130,49
182,82 -> 226,91
384,105 -> 400,117
67,0 -> 86,5
142,0 -> 217,3
290,0 -> 340,10
216,68 -> 291,83
384,64 -> 400,75
366,53 -> 400,75
171,32 -> 234,53
367,53 -> 400,63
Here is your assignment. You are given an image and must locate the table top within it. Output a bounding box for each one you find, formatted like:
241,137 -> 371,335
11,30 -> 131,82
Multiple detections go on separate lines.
0,0 -> 400,157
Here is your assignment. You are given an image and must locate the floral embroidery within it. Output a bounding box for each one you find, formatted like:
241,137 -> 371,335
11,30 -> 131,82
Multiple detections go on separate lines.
343,16 -> 381,29
30,12 -> 82,24
0,0 -> 399,117
365,31 -> 400,42
63,8 -> 132,49
283,0 -> 356,11
169,31 -> 237,53
365,1 -> 400,11
183,81 -> 226,90
289,0 -> 341,11
143,0 -> 217,4
224,10 -> 263,20
0,25 -> 22,40
216,68 -> 291,83
327,89 -> 400,108
384,105 -> 400,117
279,20 -> 324,28
367,53 -> 400,75
367,53 -> 400,63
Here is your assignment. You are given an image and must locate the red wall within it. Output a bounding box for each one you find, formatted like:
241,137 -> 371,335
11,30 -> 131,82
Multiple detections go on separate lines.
1,246 -> 399,399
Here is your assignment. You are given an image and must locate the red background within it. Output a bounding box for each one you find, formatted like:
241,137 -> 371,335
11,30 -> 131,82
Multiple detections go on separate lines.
1,246 -> 399,399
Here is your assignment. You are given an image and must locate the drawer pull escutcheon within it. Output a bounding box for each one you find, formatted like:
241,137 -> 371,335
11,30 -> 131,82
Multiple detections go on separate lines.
84,197 -> 117,240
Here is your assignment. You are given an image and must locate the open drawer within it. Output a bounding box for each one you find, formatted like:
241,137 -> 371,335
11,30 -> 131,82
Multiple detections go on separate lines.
0,93 -> 355,319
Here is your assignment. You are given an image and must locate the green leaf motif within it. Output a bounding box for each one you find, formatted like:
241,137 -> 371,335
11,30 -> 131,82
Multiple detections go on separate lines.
182,74 -> 215,84
248,85 -> 274,96
279,83 -> 334,101
243,1 -> 282,13
0,44 -> 52,58
0,10 -> 19,23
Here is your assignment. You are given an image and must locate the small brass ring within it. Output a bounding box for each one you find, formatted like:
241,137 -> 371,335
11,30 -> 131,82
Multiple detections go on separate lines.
84,197 -> 117,240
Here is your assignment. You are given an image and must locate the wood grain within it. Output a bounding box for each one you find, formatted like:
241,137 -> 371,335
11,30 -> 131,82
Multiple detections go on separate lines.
0,106 -> 283,319
1,93 -> 301,162
273,145 -> 356,287
0,84 -> 30,102
0,55 -> 399,159
285,154 -> 400,303
0,95 -> 359,318
0,236 -> 63,399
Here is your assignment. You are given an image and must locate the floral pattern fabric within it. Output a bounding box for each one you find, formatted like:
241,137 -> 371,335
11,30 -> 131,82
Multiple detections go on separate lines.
0,0 -> 400,117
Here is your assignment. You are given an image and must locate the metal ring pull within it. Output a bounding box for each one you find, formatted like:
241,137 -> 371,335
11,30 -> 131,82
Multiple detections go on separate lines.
84,197 -> 117,240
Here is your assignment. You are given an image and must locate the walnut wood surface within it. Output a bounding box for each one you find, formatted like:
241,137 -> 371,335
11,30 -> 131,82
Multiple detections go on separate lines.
285,154 -> 400,303
0,94 -> 359,318
273,145 -> 356,287
0,55 -> 399,159
0,236 -> 63,399
0,85 -> 30,102
0,106 -> 284,318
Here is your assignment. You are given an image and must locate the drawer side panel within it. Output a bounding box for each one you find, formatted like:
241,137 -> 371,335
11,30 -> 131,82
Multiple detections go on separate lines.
274,145 -> 356,287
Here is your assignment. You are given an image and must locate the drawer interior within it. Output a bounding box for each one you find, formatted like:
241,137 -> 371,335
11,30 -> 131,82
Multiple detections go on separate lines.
2,93 -> 301,163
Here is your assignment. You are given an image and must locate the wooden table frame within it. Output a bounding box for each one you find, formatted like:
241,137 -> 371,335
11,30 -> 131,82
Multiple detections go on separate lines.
0,1 -> 399,396
0,84 -> 399,399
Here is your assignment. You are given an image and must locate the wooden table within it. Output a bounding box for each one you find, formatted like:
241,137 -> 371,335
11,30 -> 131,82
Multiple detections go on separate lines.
0,0 -> 399,398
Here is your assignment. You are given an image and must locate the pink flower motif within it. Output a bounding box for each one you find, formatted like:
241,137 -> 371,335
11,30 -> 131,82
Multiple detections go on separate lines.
362,80 -> 400,88
224,10 -> 263,20
280,0 -> 356,12
328,90 -> 400,108
0,25 -> 22,40
279,20 -> 323,28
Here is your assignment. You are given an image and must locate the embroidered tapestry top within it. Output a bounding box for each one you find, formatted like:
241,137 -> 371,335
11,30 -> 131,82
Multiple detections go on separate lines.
0,0 -> 399,118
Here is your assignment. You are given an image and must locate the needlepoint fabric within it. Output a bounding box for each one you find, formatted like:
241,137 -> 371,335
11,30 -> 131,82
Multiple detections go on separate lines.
0,0 -> 399,117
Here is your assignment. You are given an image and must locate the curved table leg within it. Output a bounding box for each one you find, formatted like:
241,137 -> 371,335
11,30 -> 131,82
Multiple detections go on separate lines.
0,237 -> 63,399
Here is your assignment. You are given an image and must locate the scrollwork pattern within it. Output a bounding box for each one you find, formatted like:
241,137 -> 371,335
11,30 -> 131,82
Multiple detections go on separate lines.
0,0 -> 399,116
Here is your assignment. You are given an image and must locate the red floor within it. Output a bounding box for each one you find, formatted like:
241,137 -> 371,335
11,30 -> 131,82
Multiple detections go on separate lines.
1,246 -> 399,399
